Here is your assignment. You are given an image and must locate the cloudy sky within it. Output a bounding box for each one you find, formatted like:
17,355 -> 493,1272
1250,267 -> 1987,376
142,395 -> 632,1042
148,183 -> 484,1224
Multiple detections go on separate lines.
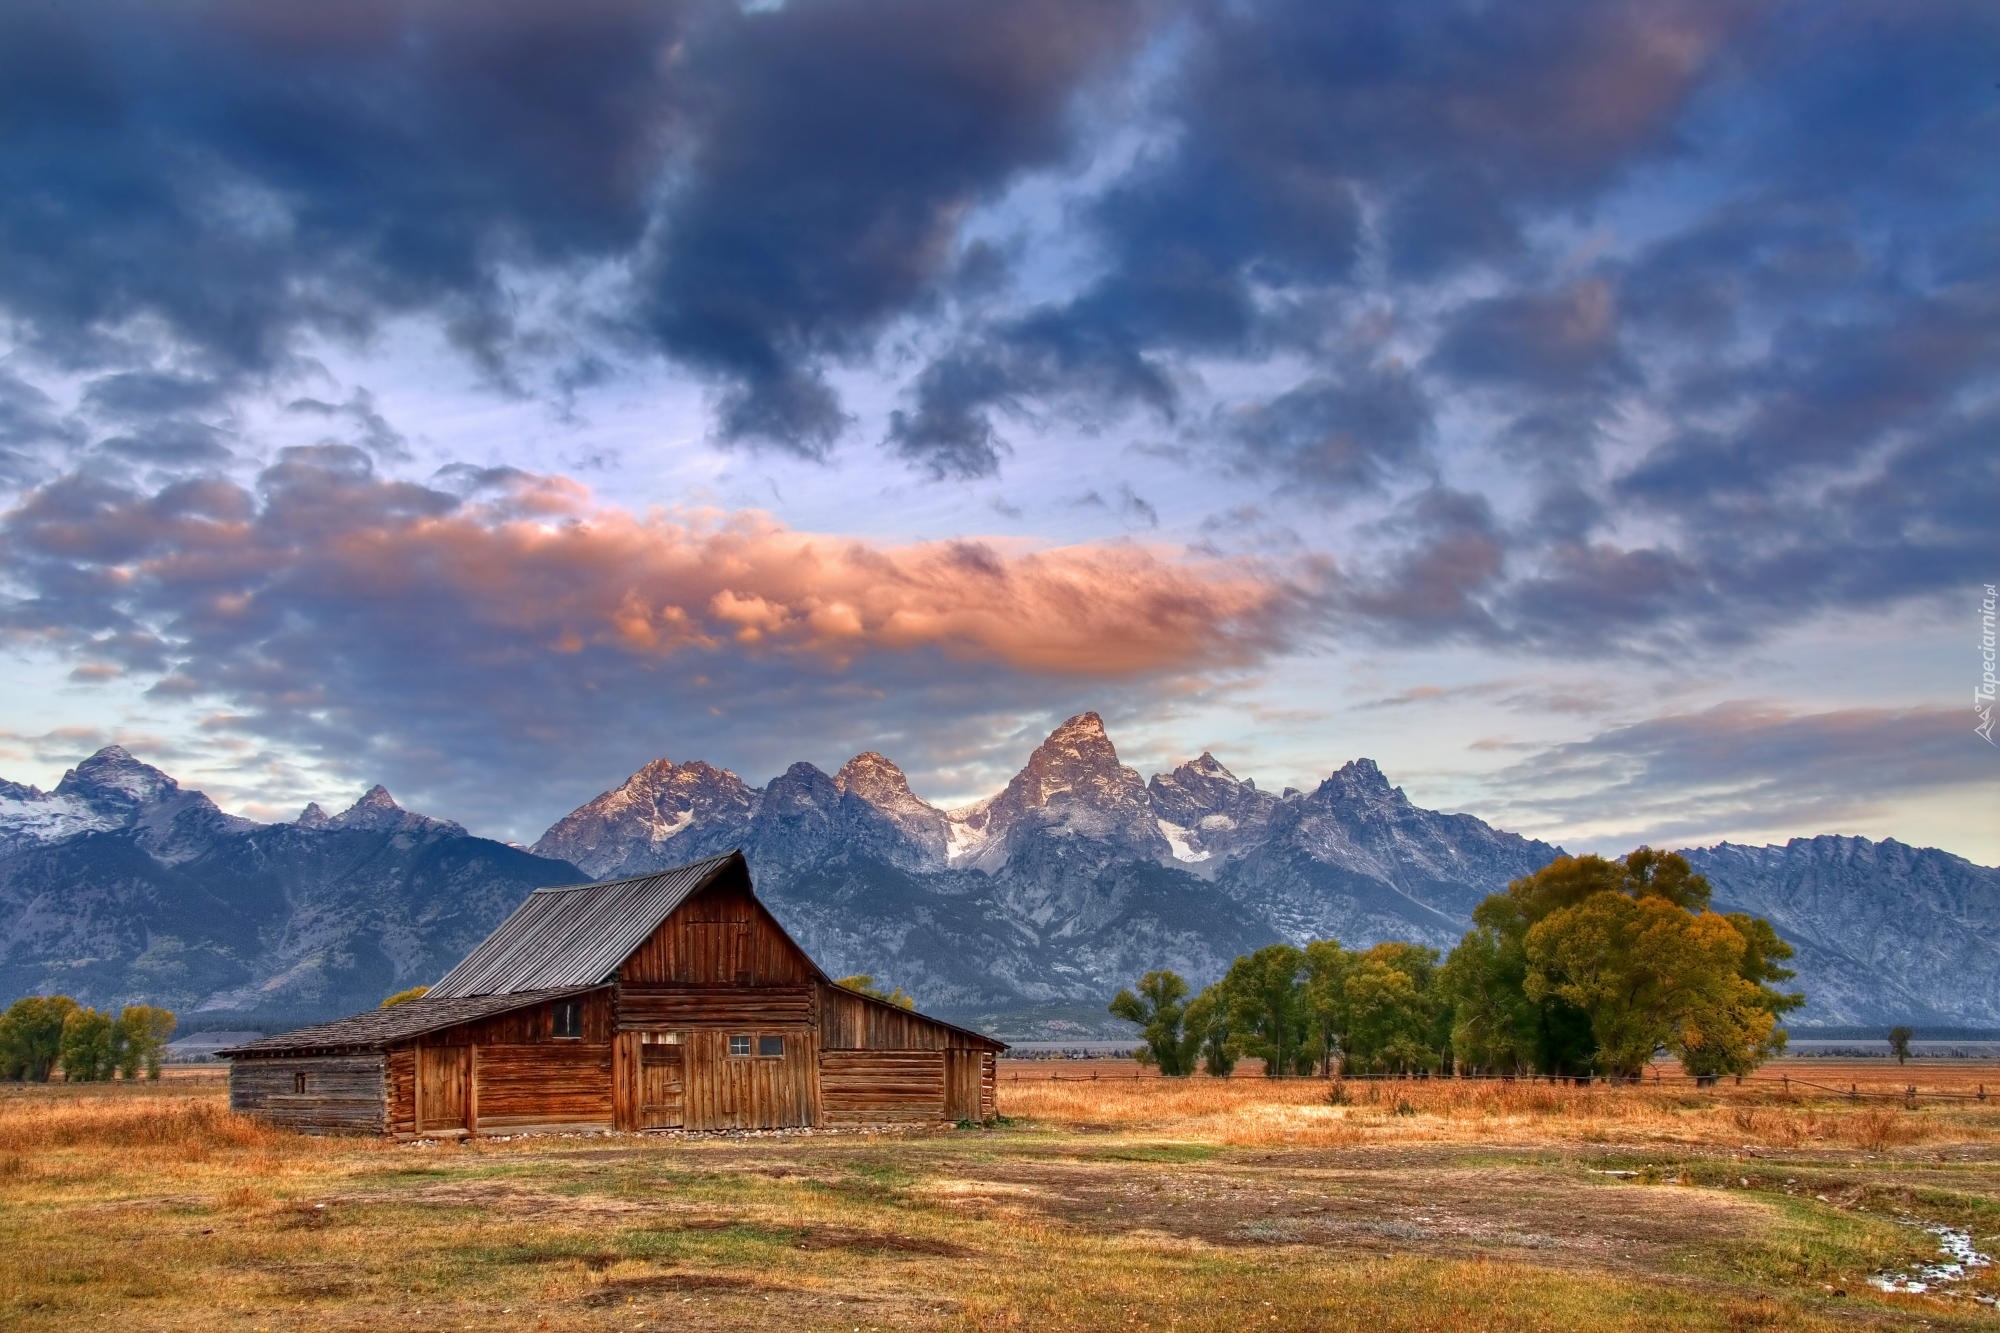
0,0 -> 1994,862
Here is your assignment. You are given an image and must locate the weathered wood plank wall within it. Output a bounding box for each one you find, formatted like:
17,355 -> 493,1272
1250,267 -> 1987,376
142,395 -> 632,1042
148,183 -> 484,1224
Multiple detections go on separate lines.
619,882 -> 815,986
474,1043 -> 613,1130
817,983 -> 991,1051
385,991 -> 615,1136
819,1049 -> 946,1124
684,1028 -> 820,1130
230,1055 -> 385,1134
386,1048 -> 416,1136
618,985 -> 812,1028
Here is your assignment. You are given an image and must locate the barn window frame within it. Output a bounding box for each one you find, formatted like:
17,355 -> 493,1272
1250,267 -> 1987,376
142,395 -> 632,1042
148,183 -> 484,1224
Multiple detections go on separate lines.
551,999 -> 583,1039
756,1034 -> 785,1057
728,1034 -> 785,1058
293,1070 -> 307,1094
728,1034 -> 752,1056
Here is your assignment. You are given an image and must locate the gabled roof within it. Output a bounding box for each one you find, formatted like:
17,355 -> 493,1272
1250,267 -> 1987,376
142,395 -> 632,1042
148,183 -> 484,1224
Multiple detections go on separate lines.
223,847 -> 1008,1058
215,987 -> 595,1056
426,851 -> 743,999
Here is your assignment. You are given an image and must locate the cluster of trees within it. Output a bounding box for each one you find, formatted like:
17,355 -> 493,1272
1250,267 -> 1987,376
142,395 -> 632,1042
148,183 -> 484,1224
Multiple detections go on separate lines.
1112,849 -> 1804,1079
0,996 -> 177,1082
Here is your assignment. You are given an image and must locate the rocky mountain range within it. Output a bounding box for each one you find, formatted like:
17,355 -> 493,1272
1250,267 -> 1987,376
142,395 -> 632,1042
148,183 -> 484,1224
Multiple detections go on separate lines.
2,720 -> 1995,1035
0,748 -> 580,1027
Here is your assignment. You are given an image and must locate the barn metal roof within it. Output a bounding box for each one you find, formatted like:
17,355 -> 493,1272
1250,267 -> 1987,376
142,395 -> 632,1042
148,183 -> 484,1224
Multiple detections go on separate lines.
424,850 -> 744,999
214,987 -> 595,1056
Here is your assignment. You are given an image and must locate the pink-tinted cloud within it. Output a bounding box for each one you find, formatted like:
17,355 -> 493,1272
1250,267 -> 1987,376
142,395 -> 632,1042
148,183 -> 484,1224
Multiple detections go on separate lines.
0,448 -> 1317,831
6,451 -> 1303,681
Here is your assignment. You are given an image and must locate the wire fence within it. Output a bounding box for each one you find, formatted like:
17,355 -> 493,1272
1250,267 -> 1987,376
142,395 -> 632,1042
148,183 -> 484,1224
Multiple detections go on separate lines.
997,1066 -> 1995,1105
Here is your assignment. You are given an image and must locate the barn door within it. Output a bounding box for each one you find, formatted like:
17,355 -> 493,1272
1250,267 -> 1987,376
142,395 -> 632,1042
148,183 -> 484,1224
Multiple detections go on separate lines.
417,1046 -> 470,1132
640,1034 -> 685,1129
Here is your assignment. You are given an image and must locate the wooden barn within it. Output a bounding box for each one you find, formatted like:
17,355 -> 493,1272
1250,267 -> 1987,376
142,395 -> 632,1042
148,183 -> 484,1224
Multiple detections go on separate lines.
219,851 -> 1004,1136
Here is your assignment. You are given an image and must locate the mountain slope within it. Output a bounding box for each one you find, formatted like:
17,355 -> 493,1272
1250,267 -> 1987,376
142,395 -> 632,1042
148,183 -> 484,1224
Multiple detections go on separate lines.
2,727 -> 1993,1035
0,763 -> 582,1020
1689,837 -> 2000,1025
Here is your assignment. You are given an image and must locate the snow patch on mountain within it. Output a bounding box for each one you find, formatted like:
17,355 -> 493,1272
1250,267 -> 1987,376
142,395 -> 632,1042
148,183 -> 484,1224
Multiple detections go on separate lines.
1157,819 -> 1211,863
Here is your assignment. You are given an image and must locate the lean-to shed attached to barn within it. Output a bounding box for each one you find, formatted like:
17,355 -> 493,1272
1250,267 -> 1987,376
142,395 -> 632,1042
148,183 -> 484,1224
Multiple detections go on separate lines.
219,851 -> 1004,1136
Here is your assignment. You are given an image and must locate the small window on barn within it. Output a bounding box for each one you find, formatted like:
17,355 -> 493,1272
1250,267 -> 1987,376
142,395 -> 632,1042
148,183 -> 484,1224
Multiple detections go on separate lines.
293,1071 -> 307,1094
728,1034 -> 752,1056
552,1000 -> 582,1039
757,1034 -> 785,1057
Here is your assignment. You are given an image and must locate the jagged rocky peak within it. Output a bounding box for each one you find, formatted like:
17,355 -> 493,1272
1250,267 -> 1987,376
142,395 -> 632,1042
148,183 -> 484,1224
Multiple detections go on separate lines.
532,755 -> 760,880
761,761 -> 839,814
1149,751 -> 1256,816
1012,712 -> 1137,805
1148,750 -> 1278,865
327,784 -> 463,835
835,751 -> 929,810
295,802 -> 331,829
834,751 -> 950,868
949,712 -> 1164,868
54,745 -> 178,811
626,757 -> 759,809
1314,756 -> 1405,804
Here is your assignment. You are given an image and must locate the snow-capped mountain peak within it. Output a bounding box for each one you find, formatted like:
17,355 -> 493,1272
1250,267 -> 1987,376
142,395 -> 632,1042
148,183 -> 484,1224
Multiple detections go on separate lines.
54,745 -> 178,812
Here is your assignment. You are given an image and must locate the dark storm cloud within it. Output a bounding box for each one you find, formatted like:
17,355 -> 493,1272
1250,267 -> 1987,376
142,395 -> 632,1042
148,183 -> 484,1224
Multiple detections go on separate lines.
0,370 -> 83,486
98,421 -> 236,467
632,0 -> 1149,453
0,0 -> 697,370
1341,488 -> 1508,641
1620,283 -> 2000,505
885,0 -> 1749,478
1427,280 -> 1634,397
1224,361 -> 1432,497
0,0 -> 1146,455
81,372 -> 237,420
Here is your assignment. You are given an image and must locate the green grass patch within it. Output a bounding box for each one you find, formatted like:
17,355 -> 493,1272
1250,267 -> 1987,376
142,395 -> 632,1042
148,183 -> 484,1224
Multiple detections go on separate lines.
1076,1141 -> 1220,1163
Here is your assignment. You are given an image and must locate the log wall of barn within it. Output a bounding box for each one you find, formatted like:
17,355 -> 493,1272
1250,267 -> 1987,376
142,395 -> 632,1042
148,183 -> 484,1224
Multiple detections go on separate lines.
617,985 -> 813,1028
815,985 -> 1001,1123
819,1049 -> 946,1124
230,1054 -> 385,1134
817,983 -> 991,1051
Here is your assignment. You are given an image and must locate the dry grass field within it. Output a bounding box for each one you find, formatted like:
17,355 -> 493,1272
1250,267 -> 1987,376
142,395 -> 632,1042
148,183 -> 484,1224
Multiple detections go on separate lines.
3,1061 -> 1998,1330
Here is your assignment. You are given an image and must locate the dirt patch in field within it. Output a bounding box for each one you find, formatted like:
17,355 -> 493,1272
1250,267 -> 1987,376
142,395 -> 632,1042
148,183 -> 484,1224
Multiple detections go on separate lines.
581,1272 -> 773,1305
785,1226 -> 972,1257
673,1216 -> 974,1256
917,1152 -> 1772,1272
